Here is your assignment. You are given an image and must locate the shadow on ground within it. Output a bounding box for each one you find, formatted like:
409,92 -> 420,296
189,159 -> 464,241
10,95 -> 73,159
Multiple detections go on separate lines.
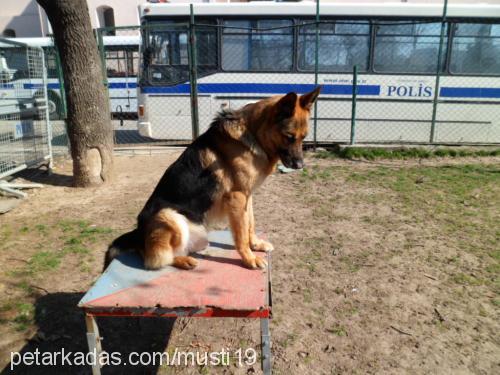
113,130 -> 191,147
114,130 -> 156,145
14,167 -> 73,188
2,293 -> 175,375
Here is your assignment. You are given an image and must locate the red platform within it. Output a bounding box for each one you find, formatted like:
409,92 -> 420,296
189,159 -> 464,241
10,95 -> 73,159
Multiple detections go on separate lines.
79,230 -> 273,375
79,230 -> 272,318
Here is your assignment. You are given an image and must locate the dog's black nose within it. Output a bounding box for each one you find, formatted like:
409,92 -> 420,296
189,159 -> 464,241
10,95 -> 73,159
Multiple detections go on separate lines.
292,159 -> 304,169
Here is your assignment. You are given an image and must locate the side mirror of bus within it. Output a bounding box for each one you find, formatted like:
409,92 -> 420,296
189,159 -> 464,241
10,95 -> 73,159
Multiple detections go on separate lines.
143,47 -> 153,69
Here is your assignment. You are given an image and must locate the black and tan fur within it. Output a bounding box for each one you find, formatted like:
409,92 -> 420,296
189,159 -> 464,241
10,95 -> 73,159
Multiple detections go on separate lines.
105,87 -> 321,270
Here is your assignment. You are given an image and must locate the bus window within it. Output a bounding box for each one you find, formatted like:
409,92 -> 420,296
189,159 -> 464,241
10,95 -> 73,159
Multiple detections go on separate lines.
143,28 -> 188,84
195,25 -> 217,77
106,48 -> 139,77
222,19 -> 293,71
374,22 -> 447,74
43,47 -> 59,79
2,47 -> 28,79
144,21 -> 216,85
450,23 -> 500,75
298,20 -> 370,72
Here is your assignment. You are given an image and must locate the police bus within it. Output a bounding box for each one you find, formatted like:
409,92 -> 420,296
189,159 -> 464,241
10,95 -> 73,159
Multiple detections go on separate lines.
2,35 -> 140,119
137,1 -> 500,144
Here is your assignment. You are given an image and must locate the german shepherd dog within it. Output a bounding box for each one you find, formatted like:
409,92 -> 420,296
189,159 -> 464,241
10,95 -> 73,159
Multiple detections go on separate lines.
105,87 -> 321,270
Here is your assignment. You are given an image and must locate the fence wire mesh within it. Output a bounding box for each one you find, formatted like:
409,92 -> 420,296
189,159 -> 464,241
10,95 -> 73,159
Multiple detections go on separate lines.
88,11 -> 500,148
41,45 -> 69,154
0,38 -> 52,186
97,27 -> 142,146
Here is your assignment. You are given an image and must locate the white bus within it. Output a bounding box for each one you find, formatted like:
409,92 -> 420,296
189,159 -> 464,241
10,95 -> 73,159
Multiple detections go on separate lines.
101,35 -> 141,118
137,1 -> 500,144
1,35 -> 140,119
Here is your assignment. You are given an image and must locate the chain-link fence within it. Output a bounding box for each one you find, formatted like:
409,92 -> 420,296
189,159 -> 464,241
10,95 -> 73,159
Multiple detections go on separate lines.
20,3 -> 475,149
41,45 -> 68,153
0,38 -> 53,197
95,27 -> 145,147
96,24 -> 201,146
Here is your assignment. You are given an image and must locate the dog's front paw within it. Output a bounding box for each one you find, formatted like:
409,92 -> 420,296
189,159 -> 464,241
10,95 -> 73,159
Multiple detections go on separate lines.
251,238 -> 274,252
173,256 -> 199,270
242,255 -> 267,270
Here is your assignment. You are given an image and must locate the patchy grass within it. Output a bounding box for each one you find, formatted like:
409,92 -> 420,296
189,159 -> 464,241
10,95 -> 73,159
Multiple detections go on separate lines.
315,147 -> 500,160
0,301 -> 36,331
2,219 -> 114,299
299,164 -> 334,182
451,273 -> 483,286
0,219 -> 116,335
348,164 -> 499,243
327,324 -> 348,337
12,303 -> 34,332
28,251 -> 61,273
299,161 -> 499,299
5,220 -> 113,278
34,224 -> 47,234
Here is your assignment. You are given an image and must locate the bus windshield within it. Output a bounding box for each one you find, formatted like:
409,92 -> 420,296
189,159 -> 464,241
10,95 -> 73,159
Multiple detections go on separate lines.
141,20 -> 217,86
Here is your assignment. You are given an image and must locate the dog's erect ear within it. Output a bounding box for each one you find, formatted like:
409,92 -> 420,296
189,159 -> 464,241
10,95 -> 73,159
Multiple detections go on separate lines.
275,92 -> 298,121
300,86 -> 322,110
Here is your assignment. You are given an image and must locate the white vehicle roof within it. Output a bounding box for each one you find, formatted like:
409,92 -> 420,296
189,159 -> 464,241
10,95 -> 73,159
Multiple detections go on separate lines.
5,36 -> 140,48
139,2 -> 500,19
102,35 -> 141,46
5,37 -> 53,48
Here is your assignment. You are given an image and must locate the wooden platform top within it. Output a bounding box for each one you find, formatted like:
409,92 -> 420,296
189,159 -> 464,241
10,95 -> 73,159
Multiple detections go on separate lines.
79,230 -> 271,318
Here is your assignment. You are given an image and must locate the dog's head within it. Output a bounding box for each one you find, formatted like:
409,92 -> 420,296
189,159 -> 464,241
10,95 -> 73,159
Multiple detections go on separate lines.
269,87 -> 321,169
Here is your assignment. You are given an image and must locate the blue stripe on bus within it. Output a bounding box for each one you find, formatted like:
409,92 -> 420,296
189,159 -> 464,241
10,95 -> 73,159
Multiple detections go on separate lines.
21,82 -> 136,90
22,83 -> 45,89
21,83 -> 60,90
439,87 -> 500,99
141,83 -> 500,98
108,82 -> 137,89
4,82 -> 500,99
141,83 -> 381,95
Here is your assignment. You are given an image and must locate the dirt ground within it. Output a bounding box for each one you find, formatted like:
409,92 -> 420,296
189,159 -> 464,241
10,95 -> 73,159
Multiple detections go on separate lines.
0,151 -> 499,375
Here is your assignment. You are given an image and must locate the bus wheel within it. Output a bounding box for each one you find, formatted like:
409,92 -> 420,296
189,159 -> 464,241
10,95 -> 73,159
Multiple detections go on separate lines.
47,91 -> 63,121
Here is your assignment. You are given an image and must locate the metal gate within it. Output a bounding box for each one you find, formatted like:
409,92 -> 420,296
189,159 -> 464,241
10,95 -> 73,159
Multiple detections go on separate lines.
0,38 -> 52,198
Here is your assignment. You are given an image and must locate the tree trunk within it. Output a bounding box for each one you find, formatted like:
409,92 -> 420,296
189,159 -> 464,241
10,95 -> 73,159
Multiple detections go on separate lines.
37,0 -> 113,187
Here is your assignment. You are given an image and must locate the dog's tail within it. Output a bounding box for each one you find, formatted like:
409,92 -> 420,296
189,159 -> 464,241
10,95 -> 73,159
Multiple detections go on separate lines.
103,229 -> 143,271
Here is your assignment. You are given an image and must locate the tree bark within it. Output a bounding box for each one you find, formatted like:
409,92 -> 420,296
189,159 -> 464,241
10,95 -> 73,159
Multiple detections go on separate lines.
37,0 -> 113,187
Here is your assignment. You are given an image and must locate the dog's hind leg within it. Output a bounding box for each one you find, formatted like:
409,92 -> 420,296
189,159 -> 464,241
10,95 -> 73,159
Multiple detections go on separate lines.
187,221 -> 209,253
104,229 -> 142,271
172,256 -> 199,269
143,208 -> 198,270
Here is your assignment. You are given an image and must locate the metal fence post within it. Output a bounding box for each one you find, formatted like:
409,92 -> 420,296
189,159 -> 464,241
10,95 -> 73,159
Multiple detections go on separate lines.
430,0 -> 448,144
188,4 -> 200,140
313,0 -> 320,150
350,65 -> 358,145
53,48 -> 67,119
96,29 -> 108,89
41,47 -> 54,170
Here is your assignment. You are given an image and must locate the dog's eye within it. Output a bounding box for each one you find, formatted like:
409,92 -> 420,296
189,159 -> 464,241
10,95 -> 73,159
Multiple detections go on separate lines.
286,134 -> 296,143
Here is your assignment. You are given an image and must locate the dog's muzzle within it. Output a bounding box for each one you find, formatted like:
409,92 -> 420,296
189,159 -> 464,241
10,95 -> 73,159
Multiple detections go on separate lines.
279,150 -> 304,170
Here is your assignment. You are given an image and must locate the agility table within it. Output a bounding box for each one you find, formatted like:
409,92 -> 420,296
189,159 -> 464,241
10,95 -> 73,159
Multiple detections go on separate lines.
79,230 -> 272,375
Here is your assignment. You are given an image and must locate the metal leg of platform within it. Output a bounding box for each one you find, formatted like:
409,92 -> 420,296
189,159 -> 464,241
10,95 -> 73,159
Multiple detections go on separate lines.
260,317 -> 271,375
0,182 -> 43,198
85,315 -> 102,375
